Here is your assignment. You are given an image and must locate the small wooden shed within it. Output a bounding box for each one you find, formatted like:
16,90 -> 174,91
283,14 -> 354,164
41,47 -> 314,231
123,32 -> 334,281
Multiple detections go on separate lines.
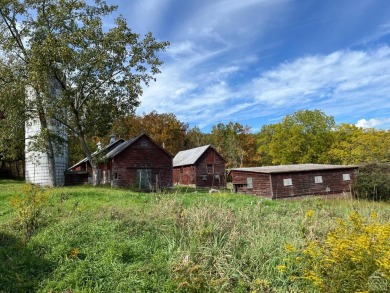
67,133 -> 173,190
230,164 -> 358,199
173,145 -> 226,189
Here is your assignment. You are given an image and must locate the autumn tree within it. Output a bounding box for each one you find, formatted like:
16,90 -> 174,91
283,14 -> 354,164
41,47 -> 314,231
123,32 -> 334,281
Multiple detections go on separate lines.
111,111 -> 188,155
257,110 -> 336,165
210,122 -> 257,168
0,0 -> 169,184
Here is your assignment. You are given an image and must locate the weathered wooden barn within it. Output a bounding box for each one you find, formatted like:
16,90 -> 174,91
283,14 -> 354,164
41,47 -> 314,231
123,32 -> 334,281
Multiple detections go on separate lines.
173,145 -> 226,189
230,164 -> 358,199
66,133 -> 173,190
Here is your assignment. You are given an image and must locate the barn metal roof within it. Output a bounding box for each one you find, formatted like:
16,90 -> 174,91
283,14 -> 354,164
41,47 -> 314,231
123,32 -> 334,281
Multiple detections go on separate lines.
230,164 -> 359,174
104,136 -> 139,159
68,139 -> 125,170
68,133 -> 173,171
173,145 -> 211,167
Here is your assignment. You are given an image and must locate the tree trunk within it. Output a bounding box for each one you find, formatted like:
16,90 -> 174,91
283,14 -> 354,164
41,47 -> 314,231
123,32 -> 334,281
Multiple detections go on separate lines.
77,130 -> 100,186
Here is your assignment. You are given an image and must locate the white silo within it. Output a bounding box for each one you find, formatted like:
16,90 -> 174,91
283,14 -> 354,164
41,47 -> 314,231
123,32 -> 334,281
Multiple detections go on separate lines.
25,78 -> 68,186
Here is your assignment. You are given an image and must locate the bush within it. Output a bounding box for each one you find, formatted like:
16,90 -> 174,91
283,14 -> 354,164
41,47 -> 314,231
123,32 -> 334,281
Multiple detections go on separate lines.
282,212 -> 390,292
10,184 -> 50,243
352,163 -> 390,201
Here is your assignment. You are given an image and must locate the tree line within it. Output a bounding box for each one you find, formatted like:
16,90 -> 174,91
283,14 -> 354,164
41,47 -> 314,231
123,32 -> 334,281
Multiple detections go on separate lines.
2,104 -> 390,178
68,109 -> 390,169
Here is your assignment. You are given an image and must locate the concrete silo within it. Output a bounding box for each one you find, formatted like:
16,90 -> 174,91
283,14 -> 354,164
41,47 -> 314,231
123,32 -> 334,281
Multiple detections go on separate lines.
25,79 -> 68,186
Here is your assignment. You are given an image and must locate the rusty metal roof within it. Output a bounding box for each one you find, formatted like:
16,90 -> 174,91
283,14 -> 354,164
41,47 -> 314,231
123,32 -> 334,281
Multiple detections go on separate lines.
68,139 -> 125,170
69,133 -> 173,171
104,133 -> 172,159
173,145 -> 211,167
230,164 -> 359,174
104,136 -> 139,159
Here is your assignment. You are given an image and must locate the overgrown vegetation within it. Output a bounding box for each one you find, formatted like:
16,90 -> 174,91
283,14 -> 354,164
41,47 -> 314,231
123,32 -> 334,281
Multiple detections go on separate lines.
1,180 -> 389,292
352,163 -> 390,201
10,184 -> 50,243
279,211 -> 390,292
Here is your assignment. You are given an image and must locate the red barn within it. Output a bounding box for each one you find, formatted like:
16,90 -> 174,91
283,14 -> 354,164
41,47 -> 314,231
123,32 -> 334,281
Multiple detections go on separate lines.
67,133 -> 173,190
173,145 -> 226,189
230,164 -> 358,199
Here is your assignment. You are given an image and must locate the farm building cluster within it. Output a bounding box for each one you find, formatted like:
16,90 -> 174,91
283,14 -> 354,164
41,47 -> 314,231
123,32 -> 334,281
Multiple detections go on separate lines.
37,132 -> 357,199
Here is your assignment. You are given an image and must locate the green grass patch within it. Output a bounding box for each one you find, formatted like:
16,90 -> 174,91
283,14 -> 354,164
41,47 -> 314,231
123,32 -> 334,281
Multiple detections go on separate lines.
0,179 -> 389,292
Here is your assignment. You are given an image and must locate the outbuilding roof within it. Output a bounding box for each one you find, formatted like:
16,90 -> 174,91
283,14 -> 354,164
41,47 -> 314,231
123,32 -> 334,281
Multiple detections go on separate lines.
230,164 -> 358,174
68,133 -> 172,171
104,132 -> 172,159
104,135 -> 139,159
173,145 -> 212,167
68,138 -> 125,170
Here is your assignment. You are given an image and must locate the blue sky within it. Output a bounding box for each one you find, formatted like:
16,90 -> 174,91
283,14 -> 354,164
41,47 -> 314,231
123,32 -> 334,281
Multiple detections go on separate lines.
109,0 -> 390,132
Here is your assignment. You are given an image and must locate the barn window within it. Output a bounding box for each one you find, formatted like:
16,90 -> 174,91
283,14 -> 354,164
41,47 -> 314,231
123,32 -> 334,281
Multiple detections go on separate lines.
247,177 -> 253,188
202,175 -> 207,181
343,173 -> 351,181
283,178 -> 293,186
314,176 -> 323,184
207,164 -> 214,174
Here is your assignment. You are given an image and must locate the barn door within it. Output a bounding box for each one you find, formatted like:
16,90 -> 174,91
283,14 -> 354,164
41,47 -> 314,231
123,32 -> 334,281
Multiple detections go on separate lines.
137,168 -> 151,190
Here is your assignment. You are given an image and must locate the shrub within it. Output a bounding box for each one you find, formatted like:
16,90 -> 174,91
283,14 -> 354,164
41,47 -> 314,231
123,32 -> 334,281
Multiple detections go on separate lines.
10,184 -> 50,243
352,163 -> 390,201
282,212 -> 390,292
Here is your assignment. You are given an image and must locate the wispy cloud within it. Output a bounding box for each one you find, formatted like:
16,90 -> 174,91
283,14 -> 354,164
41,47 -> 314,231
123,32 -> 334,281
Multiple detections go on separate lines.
251,46 -> 390,105
128,0 -> 390,131
139,45 -> 390,130
360,22 -> 390,44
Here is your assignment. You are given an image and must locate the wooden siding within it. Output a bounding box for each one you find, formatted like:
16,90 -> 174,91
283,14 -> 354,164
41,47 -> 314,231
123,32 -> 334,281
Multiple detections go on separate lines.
110,136 -> 172,190
231,167 -> 358,199
64,171 -> 88,186
173,147 -> 226,189
173,165 -> 196,186
271,168 -> 357,198
230,170 -> 272,198
195,148 -> 226,189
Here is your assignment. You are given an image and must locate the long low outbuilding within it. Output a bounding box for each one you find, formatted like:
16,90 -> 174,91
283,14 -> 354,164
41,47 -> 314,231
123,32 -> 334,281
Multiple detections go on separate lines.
229,164 -> 359,199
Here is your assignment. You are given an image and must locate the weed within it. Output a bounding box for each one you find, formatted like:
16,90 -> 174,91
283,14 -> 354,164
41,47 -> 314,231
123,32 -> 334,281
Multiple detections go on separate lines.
283,211 -> 390,292
9,184 -> 50,243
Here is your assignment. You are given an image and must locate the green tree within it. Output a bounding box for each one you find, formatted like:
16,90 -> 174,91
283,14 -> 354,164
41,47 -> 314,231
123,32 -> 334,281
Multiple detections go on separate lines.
327,124 -> 364,164
0,59 -> 25,177
211,122 -> 257,168
186,126 -> 210,149
258,110 -> 336,165
329,125 -> 390,164
0,0 -> 169,185
257,124 -> 276,166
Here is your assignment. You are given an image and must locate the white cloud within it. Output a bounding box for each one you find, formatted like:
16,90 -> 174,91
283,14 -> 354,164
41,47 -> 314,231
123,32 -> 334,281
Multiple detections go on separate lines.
250,46 -> 390,117
139,45 -> 390,130
356,118 -> 390,129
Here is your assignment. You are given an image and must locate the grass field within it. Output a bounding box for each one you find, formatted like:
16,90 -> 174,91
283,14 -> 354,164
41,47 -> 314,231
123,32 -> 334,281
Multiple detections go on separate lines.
1,179 -> 389,292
